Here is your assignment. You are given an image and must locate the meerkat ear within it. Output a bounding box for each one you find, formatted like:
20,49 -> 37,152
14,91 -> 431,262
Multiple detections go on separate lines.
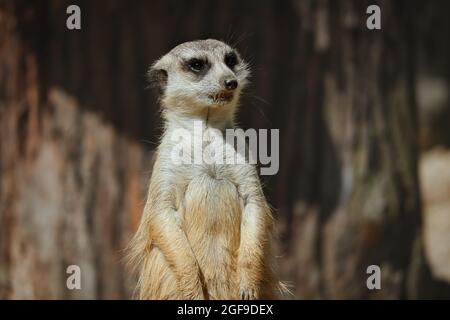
148,57 -> 169,95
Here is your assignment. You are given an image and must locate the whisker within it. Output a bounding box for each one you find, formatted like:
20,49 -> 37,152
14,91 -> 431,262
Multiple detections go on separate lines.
247,95 -> 273,126
249,94 -> 270,106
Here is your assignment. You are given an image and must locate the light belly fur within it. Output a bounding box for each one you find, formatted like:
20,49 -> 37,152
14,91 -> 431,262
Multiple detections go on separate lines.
182,173 -> 243,299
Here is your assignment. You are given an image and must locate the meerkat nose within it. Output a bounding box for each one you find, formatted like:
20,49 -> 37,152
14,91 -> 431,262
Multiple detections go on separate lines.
224,78 -> 238,90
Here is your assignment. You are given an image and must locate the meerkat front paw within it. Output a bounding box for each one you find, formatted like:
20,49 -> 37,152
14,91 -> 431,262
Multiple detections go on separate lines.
238,275 -> 259,300
240,287 -> 258,300
178,274 -> 208,300
181,286 -> 206,300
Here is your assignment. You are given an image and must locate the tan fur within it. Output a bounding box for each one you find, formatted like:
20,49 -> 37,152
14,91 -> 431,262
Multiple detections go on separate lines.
127,39 -> 281,300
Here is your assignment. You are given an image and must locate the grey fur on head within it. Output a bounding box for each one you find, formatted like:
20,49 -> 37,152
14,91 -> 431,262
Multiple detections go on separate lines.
147,39 -> 250,108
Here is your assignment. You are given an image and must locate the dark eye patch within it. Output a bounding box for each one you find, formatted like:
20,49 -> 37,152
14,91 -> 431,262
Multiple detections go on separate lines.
225,51 -> 238,69
186,58 -> 207,73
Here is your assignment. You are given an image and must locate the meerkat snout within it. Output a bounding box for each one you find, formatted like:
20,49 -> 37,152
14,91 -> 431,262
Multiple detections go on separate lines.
149,39 -> 250,111
224,78 -> 238,90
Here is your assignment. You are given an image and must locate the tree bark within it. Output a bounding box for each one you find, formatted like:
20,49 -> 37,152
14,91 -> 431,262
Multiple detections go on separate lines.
0,0 -> 449,299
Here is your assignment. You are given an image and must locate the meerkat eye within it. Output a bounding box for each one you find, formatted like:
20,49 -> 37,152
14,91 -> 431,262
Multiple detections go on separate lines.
225,52 -> 238,69
187,58 -> 206,73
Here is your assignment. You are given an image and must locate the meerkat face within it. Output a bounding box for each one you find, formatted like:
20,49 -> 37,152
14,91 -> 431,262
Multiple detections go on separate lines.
149,39 -> 250,112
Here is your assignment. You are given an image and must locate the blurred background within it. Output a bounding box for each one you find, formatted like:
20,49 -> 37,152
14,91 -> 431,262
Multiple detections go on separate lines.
1,0 -> 449,299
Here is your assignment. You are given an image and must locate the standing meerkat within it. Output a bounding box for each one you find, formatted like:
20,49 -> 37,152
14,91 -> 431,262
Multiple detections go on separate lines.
128,39 -> 282,300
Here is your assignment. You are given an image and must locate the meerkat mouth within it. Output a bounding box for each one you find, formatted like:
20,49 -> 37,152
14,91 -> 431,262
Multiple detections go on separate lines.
209,91 -> 234,104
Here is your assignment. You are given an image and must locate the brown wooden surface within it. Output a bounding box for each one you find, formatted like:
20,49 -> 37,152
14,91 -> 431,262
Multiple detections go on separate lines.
1,0 -> 449,299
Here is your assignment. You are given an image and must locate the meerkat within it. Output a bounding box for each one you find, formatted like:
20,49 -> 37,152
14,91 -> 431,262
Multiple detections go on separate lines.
127,39 -> 282,300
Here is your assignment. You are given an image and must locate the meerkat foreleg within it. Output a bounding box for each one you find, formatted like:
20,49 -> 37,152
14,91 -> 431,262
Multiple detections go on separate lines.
136,167 -> 207,299
145,205 -> 206,299
236,178 -> 273,300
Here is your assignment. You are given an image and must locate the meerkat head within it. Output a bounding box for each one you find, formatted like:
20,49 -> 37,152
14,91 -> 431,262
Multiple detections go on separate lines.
149,39 -> 250,116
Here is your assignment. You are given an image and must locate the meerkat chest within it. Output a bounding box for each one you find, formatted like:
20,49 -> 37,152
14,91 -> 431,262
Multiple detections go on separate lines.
169,126 -> 243,180
163,125 -> 247,214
